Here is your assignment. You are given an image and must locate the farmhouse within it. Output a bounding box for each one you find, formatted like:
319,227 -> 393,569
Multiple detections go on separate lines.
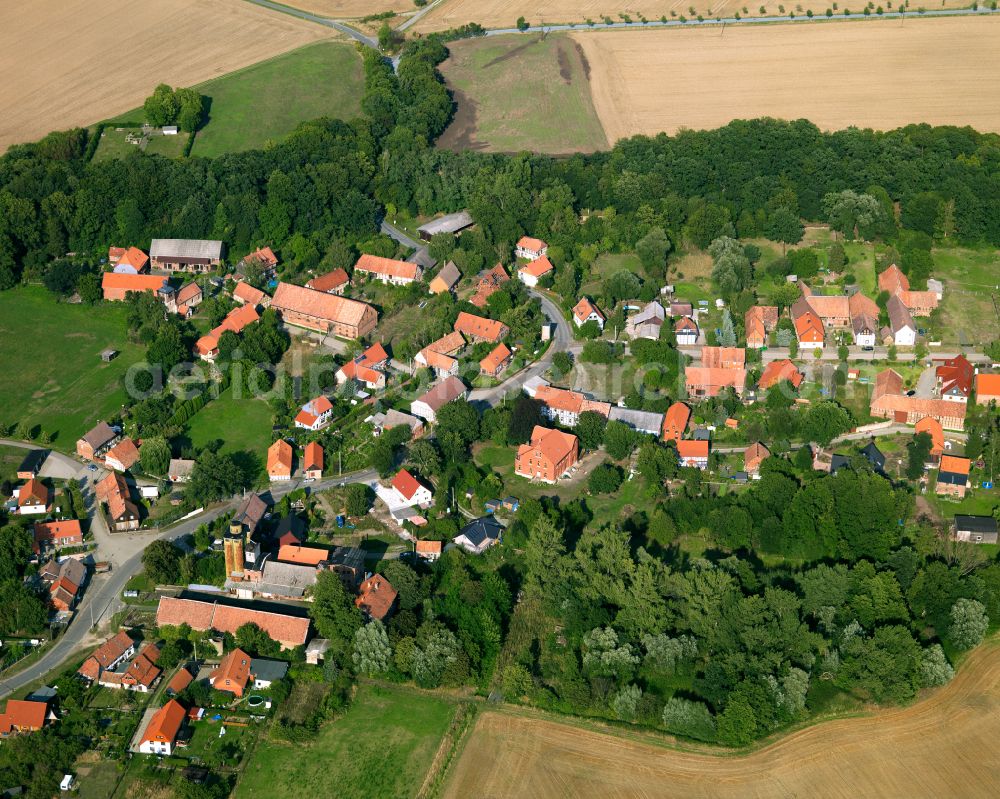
78,631 -> 136,683
429,261 -> 461,294
677,440 -> 709,469
42,558 -> 86,611
356,574 -> 397,622
0,700 -> 53,738
915,416 -> 945,462
415,331 -> 465,378
625,301 -> 666,340
470,263 -> 509,307
758,359 -> 804,390
480,343 -> 512,377
879,264 -> 939,316
791,299 -> 825,348
515,426 -> 579,483
935,354 -> 974,402
267,440 -> 293,481
294,396 -> 334,430
454,515 -> 503,555
195,303 -> 260,361
104,438 -> 140,472
953,515 -> 998,545
391,469 -> 433,507
936,455 -> 971,498
517,255 -> 554,287
410,376 -> 468,423
109,246 -> 149,274
99,644 -> 162,692
271,282 -> 377,339
661,402 -> 691,443
745,305 -> 778,348
96,472 -> 141,531
573,297 -> 605,329
16,479 -> 50,515
210,648 -> 253,697
238,246 -> 279,279
533,386 -> 610,427
33,519 -> 83,555
870,368 -> 966,431
454,311 -> 508,342
685,366 -> 747,398
149,239 -> 223,273
609,407 -> 664,437
702,347 -> 745,370
516,236 -> 548,261
800,284 -> 850,328
745,442 -> 770,477
353,253 -> 422,286
976,373 -> 1000,406
674,316 -> 699,345
232,281 -> 269,309
887,295 -> 916,346
101,272 -> 169,301
156,593 -> 311,649
76,421 -> 120,461
418,211 -> 474,241
138,700 -> 186,756
306,268 -> 349,295
304,442 -> 323,480
163,281 -> 203,317
337,342 -> 389,390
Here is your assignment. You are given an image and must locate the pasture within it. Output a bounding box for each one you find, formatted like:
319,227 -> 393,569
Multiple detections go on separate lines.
438,34 -> 608,154
443,639 -> 1000,798
0,287 -> 147,447
931,246 -> 1000,347
236,683 -> 455,798
190,41 -> 365,157
574,17 -> 1000,144
0,0 -> 330,152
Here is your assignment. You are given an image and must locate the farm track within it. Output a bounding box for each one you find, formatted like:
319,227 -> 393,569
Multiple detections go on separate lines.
443,639 -> 1000,798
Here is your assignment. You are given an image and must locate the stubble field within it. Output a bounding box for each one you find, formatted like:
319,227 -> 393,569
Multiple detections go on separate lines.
444,640 -> 1000,798
281,0 -> 413,15
0,0 -> 332,151
574,17 -> 1000,143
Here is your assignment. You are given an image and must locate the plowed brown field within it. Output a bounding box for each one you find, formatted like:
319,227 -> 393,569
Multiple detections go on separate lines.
0,0 -> 332,151
574,17 -> 1000,143
444,640 -> 1000,798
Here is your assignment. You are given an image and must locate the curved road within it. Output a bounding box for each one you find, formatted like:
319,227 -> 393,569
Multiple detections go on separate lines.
246,0 -> 379,49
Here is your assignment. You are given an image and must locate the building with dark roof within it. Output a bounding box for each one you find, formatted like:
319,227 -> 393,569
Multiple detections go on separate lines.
860,442 -> 886,473
954,515 -> 998,544
454,516 -> 504,555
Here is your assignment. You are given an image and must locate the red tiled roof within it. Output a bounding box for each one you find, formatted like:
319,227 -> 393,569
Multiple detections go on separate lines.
517,236 -> 547,252
211,648 -> 252,694
685,366 -> 747,393
123,646 -> 162,688
243,246 -> 278,267
940,455 -> 970,476
156,596 -> 310,647
879,264 -> 908,294
977,373 -> 1000,400
304,441 -> 323,473
745,442 -> 771,471
141,700 -> 185,746
701,347 -> 746,368
0,700 -> 48,734
117,246 -> 149,271
196,303 -> 260,356
677,440 -> 709,459
306,268 -> 350,293
267,440 -> 293,476
415,539 -> 442,555
914,416 -> 945,456
78,630 -> 133,680
480,343 -> 512,374
391,469 -> 426,501
759,359 -> 804,390
233,281 -> 267,306
362,342 -> 389,365
32,520 -> 83,551
519,255 -> 554,278
105,438 -> 140,470
662,402 -> 691,441
455,312 -> 507,342
18,478 -> 49,508
520,426 -> 578,467
794,310 -> 825,342
572,297 -> 605,324
354,254 -> 419,281
272,282 -> 374,328
277,544 -> 328,566
355,574 -> 397,620
936,355 -> 974,398
167,666 -> 194,694
101,273 -> 168,293
470,263 -> 509,307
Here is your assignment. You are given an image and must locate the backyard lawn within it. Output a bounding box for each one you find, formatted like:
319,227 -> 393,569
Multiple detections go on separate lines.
184,388 -> 273,458
236,683 -> 455,799
0,286 -> 147,447
93,127 -> 187,162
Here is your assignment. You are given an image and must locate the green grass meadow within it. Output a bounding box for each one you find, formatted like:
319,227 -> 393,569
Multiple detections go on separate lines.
190,41 -> 365,157
439,33 -> 608,154
0,286 -> 147,446
184,387 -> 273,457
236,683 -> 454,799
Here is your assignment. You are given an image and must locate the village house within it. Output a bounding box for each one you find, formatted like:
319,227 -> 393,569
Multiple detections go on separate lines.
356,574 -> 397,621
210,648 -> 253,697
887,294 -> 917,346
516,236 -> 548,261
337,341 -> 389,391
744,442 -> 771,478
303,442 -> 323,480
744,305 -> 778,348
702,346 -> 745,370
670,301 -> 693,317
42,557 -> 86,612
936,455 -> 971,498
935,354 -> 974,403
674,316 -> 699,345
429,261 -> 461,295
410,376 -> 469,423
101,272 -> 169,302
156,592 -> 311,649
195,303 -> 260,361
415,539 -> 443,561
677,440 -> 709,470
33,519 -> 83,555
306,267 -> 350,295
168,458 -> 195,483
799,284 -> 851,328
294,396 -> 334,431
879,264 -> 939,316
685,366 -> 747,398
470,263 -> 509,307
758,359 -> 804,391
96,472 -> 141,531
848,292 -> 880,347
454,516 -> 503,555
976,373 -> 1000,406
109,246 -> 150,274
0,699 -> 54,738
454,311 -> 508,342
532,385 -> 610,427
791,298 -> 825,348
662,402 -> 691,443
137,700 -> 186,756
517,255 -> 554,288
238,246 -> 279,280
354,253 -> 422,286
271,282 -> 377,339
76,421 -> 120,461
16,478 -> 50,515
915,416 -> 945,464
162,281 -> 203,317
367,409 -> 424,438
390,469 -> 433,507
480,343 -> 513,377
953,515 -> 999,545
232,281 -> 269,309
166,666 -> 194,697
870,368 -> 967,431
573,297 -> 606,330
78,631 -> 136,683
149,239 -> 223,273
104,438 -> 140,472
267,440 -> 293,481
415,331 -> 465,378
515,426 -> 579,483
100,644 -> 161,692
625,301 -> 666,340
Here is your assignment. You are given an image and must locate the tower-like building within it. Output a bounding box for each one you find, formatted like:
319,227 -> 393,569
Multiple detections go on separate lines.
223,522 -> 245,581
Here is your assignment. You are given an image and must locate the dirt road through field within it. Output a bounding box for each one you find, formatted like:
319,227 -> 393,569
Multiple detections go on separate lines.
444,640 -> 1000,798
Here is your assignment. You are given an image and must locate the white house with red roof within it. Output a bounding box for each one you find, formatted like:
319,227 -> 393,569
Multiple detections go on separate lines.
294,396 -> 334,430
517,256 -> 554,288
572,297 -> 605,330
390,469 -> 433,507
516,236 -> 548,261
336,342 -> 389,391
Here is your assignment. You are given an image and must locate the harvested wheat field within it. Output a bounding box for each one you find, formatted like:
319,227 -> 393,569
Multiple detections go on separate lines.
281,0 -> 413,17
414,0 -> 980,32
444,641 -> 1000,798
574,16 -> 1000,144
0,0 -> 333,151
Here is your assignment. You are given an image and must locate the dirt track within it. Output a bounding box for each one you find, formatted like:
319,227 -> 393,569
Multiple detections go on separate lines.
574,17 -> 1000,143
0,0 -> 331,151
444,639 -> 1000,798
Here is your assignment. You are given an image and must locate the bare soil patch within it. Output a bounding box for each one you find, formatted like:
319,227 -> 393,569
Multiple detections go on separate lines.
0,0 -> 332,151
444,639 -> 1000,798
573,17 -> 1000,144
